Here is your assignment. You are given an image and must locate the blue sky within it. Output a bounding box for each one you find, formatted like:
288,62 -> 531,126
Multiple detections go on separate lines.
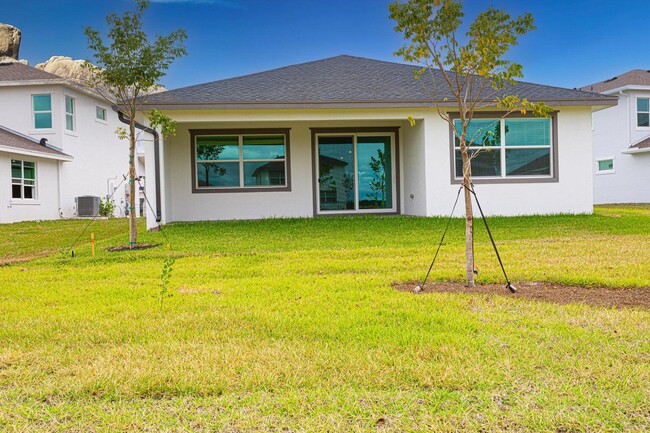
2,0 -> 649,90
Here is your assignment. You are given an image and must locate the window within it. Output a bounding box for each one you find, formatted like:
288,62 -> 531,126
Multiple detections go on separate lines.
453,117 -> 553,179
32,94 -> 52,129
191,129 -> 290,191
65,96 -> 75,131
637,98 -> 649,127
11,160 -> 36,200
316,133 -> 396,213
96,106 -> 107,121
597,158 -> 614,174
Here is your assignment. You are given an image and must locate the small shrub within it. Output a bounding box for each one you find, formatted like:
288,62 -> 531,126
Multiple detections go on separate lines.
158,254 -> 175,311
99,198 -> 116,217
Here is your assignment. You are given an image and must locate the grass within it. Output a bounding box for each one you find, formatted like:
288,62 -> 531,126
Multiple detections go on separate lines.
0,206 -> 649,432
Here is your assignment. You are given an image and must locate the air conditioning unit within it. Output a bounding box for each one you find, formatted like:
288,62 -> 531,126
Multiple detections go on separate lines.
76,196 -> 100,217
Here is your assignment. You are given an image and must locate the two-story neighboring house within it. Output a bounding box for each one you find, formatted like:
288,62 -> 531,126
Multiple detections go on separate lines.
0,61 -> 146,223
580,70 -> 650,204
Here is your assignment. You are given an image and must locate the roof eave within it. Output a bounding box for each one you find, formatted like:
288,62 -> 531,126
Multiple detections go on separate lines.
141,98 -> 617,111
0,79 -> 67,87
601,85 -> 650,95
0,144 -> 73,161
0,79 -> 109,102
622,147 -> 650,155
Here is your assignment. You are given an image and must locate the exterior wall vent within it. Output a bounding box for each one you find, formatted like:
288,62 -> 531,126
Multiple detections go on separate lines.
76,196 -> 100,217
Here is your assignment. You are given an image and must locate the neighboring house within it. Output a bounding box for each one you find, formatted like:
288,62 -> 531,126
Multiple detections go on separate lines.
580,70 -> 650,204
0,125 -> 72,223
138,55 -> 615,229
0,61 -> 146,222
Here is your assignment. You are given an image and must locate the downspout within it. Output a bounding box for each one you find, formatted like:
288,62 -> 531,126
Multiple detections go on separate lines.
115,109 -> 162,223
57,160 -> 63,218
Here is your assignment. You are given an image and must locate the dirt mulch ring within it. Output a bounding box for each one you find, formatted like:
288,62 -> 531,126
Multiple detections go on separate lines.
106,243 -> 161,252
393,282 -> 650,309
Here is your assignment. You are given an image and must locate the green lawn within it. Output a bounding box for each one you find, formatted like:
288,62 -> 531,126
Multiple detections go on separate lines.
0,207 -> 649,432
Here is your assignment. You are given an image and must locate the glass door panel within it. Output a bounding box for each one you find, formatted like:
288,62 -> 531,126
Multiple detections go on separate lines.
357,136 -> 392,210
318,136 -> 355,211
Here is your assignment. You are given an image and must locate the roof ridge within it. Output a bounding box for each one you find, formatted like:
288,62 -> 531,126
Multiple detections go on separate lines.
157,55 -> 422,95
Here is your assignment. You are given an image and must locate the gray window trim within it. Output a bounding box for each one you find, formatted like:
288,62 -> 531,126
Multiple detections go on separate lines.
310,126 -> 401,217
448,111 -> 559,185
189,128 -> 291,194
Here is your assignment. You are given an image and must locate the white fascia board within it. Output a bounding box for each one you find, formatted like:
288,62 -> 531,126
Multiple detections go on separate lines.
0,79 -> 67,87
602,85 -> 650,95
621,147 -> 650,154
0,79 -> 110,103
0,144 -> 73,161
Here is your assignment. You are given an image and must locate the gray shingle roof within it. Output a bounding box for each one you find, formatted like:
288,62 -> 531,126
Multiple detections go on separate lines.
0,125 -> 72,160
0,61 -> 63,82
142,55 -> 615,109
630,136 -> 650,150
580,69 -> 650,93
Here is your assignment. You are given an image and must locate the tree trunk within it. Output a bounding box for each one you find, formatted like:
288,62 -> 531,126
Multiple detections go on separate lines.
129,119 -> 137,248
460,146 -> 475,287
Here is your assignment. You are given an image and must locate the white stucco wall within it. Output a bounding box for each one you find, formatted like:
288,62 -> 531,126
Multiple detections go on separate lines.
424,107 -> 594,216
0,83 -> 146,222
592,89 -> 650,204
158,113 -> 413,224
0,152 -> 62,224
148,106 -> 596,226
401,118 -> 427,216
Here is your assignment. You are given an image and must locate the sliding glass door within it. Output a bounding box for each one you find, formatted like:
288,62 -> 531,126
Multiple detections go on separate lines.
317,133 -> 396,214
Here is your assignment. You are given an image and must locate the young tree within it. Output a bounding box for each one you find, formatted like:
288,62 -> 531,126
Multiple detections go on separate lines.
390,0 -> 552,287
84,0 -> 187,247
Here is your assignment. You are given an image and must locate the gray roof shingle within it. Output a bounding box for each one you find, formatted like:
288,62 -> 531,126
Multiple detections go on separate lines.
0,125 -> 72,160
580,69 -> 650,93
142,55 -> 615,108
0,61 -> 63,82
630,136 -> 650,150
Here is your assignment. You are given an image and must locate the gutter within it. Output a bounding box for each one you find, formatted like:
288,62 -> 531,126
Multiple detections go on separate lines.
622,147 -> 650,154
138,97 -> 618,111
115,109 -> 162,223
0,144 -> 73,161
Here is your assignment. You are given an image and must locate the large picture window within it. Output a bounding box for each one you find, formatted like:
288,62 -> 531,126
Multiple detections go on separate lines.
11,159 -> 36,200
191,129 -> 290,192
453,117 -> 553,180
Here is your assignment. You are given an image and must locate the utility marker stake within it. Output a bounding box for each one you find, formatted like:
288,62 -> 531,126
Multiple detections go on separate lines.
91,233 -> 95,258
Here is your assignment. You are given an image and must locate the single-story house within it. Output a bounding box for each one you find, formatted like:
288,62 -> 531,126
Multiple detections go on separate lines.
139,55 -> 616,229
